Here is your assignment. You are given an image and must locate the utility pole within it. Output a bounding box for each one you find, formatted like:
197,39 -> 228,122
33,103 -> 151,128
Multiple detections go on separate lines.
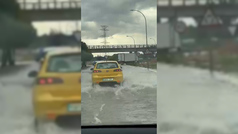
100,25 -> 109,58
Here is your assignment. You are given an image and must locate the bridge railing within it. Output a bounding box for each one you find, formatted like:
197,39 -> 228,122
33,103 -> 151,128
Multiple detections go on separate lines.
158,0 -> 238,6
88,45 -> 157,49
19,1 -> 81,10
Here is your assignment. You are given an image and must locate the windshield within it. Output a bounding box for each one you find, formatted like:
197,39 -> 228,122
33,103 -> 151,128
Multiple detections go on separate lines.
96,62 -> 118,69
81,0 -> 157,126
47,54 -> 81,72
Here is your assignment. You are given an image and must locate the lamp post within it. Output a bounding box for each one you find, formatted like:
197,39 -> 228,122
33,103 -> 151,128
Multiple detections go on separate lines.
126,35 -> 135,45
130,9 -> 148,47
150,38 -> 156,44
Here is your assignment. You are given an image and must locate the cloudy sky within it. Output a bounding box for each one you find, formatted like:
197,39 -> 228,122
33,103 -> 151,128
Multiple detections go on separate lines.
81,0 -> 157,46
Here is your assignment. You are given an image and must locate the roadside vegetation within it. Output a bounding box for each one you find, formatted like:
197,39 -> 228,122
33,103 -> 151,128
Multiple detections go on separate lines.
0,0 -> 36,67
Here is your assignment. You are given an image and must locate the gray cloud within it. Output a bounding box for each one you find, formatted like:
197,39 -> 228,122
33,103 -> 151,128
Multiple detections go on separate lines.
82,0 -> 156,40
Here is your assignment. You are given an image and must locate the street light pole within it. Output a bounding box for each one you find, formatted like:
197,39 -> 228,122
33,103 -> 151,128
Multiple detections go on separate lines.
131,9 -> 148,47
150,38 -> 156,44
126,35 -> 135,45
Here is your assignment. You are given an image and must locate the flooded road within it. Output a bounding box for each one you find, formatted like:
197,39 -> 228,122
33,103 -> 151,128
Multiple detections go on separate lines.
81,65 -> 157,126
157,63 -> 238,134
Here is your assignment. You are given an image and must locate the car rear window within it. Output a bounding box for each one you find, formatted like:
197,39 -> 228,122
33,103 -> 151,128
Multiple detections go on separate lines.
96,62 -> 118,69
47,54 -> 81,73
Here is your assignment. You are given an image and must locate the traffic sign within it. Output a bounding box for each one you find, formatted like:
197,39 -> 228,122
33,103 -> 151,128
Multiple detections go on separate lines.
174,21 -> 186,33
228,26 -> 237,36
200,9 -> 222,26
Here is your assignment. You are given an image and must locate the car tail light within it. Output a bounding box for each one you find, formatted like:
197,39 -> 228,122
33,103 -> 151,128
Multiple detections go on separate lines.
93,70 -> 102,73
37,77 -> 63,85
47,78 -> 53,83
114,69 -> 122,72
39,79 -> 46,84
47,113 -> 56,120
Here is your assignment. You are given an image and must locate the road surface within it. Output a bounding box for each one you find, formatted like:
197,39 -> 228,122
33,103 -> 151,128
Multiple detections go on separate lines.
81,65 -> 157,125
0,61 -> 32,76
157,63 -> 238,134
0,62 -> 80,134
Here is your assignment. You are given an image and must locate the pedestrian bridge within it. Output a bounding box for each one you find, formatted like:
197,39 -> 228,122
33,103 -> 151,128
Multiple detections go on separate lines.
18,0 -> 81,21
158,0 -> 238,6
88,44 -> 157,53
157,0 -> 238,19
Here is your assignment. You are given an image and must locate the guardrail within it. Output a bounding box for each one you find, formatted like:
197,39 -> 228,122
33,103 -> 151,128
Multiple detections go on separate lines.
88,45 -> 157,49
158,0 -> 238,6
19,1 -> 81,10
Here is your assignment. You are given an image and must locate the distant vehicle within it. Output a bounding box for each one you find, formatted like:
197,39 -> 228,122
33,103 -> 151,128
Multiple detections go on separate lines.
157,23 -> 181,50
118,53 -> 138,64
91,61 -> 123,87
35,47 -> 53,62
92,61 -> 97,66
28,47 -> 81,132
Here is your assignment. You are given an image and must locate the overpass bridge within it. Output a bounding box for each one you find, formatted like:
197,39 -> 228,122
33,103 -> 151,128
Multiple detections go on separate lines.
88,45 -> 157,53
157,0 -> 238,25
18,0 -> 81,21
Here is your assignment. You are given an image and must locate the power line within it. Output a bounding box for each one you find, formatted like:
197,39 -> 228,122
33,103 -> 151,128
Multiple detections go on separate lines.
100,25 -> 109,45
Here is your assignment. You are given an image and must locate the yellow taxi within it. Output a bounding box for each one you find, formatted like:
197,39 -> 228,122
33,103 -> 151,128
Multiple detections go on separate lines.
28,47 -> 81,131
91,61 -> 123,87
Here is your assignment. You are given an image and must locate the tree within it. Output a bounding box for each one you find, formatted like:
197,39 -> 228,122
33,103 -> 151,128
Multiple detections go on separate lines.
81,41 -> 93,67
81,41 -> 89,52
0,0 -> 19,17
108,54 -> 118,61
0,15 -> 36,49
0,0 -> 37,67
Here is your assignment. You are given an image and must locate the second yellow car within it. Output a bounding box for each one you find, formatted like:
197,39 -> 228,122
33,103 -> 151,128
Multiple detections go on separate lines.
91,61 -> 123,87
